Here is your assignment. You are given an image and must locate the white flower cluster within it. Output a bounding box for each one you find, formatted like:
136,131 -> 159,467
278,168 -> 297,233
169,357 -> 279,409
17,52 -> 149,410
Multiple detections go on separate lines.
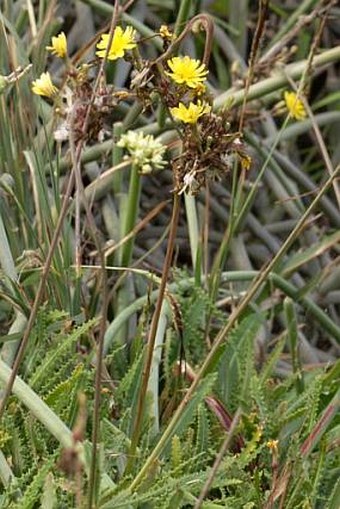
117,130 -> 166,174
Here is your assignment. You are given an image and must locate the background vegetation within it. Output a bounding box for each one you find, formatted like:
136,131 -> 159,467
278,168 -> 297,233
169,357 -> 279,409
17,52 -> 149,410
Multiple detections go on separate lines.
0,0 -> 339,507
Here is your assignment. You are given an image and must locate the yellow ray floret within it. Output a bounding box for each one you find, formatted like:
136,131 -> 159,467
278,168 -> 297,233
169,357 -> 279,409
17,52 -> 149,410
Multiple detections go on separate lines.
170,101 -> 211,124
32,72 -> 58,97
284,91 -> 306,121
96,26 -> 137,61
46,32 -> 67,58
166,56 -> 208,89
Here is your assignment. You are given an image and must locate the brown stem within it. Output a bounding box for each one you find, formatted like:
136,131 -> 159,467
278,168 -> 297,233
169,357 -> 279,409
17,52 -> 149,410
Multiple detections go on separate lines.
125,193 -> 181,473
154,14 -> 214,67
238,0 -> 269,133
86,5 -> 121,507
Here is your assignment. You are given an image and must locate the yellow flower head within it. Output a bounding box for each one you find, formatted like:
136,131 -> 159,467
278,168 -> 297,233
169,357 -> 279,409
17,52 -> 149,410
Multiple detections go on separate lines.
266,439 -> 279,451
32,72 -> 58,97
284,91 -> 306,121
159,25 -> 173,40
240,154 -> 252,171
96,26 -> 137,61
46,32 -> 67,58
166,56 -> 208,89
170,101 -> 211,124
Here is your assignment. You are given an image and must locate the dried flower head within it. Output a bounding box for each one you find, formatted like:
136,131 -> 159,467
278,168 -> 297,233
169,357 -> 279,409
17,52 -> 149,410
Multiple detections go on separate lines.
166,56 -> 208,89
32,72 -> 58,97
117,131 -> 166,174
170,101 -> 211,124
284,90 -> 306,121
96,26 -> 137,61
46,32 -> 67,58
172,110 -> 250,194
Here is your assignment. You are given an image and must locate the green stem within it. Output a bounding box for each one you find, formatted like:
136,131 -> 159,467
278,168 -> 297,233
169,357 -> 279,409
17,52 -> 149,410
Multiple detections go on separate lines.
174,0 -> 193,37
112,122 -> 124,195
121,164 -> 141,268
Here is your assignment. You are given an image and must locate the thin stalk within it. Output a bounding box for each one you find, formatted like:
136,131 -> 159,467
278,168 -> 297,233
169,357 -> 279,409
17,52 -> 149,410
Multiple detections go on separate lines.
194,408 -> 242,508
238,0 -> 268,132
82,5 -> 121,506
129,163 -> 340,490
125,193 -> 180,473
112,122 -> 124,195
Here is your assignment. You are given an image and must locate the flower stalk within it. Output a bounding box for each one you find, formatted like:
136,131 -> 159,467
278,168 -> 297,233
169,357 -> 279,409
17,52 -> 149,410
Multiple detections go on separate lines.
126,193 -> 181,474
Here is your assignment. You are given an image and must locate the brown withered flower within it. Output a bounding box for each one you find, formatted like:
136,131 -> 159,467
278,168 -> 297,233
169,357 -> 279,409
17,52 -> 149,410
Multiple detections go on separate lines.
172,109 -> 251,194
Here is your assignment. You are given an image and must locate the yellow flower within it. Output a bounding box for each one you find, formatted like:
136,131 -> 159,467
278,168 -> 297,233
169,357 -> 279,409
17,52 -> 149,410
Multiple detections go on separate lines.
266,439 -> 279,451
170,101 -> 211,124
284,91 -> 306,121
46,32 -> 67,58
159,25 -> 173,40
96,26 -> 137,61
31,72 -> 58,97
166,56 -> 208,88
240,154 -> 252,171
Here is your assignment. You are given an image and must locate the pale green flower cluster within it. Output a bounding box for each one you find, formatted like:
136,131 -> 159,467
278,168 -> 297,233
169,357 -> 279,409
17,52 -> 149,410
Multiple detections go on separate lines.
117,131 -> 167,174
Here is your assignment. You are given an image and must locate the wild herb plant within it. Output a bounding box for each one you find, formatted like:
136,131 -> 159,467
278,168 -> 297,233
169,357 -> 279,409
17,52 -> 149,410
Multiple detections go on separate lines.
0,0 -> 339,507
